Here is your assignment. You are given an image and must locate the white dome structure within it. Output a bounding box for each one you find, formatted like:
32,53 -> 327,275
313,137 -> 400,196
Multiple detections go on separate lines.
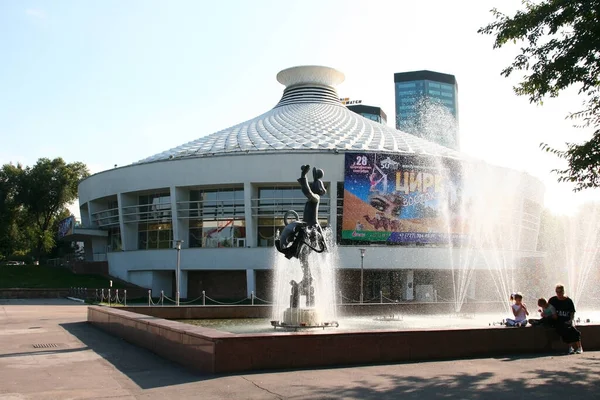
71,66 -> 544,304
137,66 -> 458,164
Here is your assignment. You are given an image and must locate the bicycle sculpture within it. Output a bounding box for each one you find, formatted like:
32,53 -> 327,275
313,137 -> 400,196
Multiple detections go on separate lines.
275,164 -> 327,309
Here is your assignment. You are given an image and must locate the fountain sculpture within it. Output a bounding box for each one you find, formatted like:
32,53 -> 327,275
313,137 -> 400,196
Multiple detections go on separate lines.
274,164 -> 338,328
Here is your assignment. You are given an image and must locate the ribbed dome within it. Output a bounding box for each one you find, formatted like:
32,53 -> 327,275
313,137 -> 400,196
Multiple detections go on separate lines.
136,66 -> 460,164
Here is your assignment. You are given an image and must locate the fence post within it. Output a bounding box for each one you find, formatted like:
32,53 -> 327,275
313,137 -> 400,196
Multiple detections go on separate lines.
115,289 -> 119,304
202,290 -> 205,306
380,290 -> 383,304
339,291 -> 342,305
101,289 -> 105,303
251,291 -> 254,306
95,289 -> 99,302
108,288 -> 111,307
148,290 -> 151,306
161,290 -> 164,307
124,290 -> 127,306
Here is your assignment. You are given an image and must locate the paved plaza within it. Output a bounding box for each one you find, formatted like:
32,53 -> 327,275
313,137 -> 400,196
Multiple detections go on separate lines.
0,299 -> 599,400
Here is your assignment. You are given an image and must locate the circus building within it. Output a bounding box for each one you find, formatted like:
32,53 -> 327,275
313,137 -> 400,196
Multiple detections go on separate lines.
71,66 -> 545,303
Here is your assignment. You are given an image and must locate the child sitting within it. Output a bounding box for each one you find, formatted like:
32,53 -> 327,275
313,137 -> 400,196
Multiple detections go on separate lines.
506,292 -> 529,327
529,297 -> 556,326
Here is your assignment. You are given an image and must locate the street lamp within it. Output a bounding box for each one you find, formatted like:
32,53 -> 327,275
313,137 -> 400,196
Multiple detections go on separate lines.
175,239 -> 184,306
359,248 -> 366,304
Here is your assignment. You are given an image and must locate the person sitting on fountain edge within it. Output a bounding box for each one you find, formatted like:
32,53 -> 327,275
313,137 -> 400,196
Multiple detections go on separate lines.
548,284 -> 583,354
528,297 -> 555,326
506,292 -> 528,327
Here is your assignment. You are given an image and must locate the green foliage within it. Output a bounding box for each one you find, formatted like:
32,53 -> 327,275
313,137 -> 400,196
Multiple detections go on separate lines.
0,265 -> 127,289
0,157 -> 89,260
479,0 -> 600,191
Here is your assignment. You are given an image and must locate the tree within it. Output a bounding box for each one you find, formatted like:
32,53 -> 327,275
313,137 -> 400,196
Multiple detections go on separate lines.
479,0 -> 600,191
18,158 -> 89,259
0,163 -> 27,259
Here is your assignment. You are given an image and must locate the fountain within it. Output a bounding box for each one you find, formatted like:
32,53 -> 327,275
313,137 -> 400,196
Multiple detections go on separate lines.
536,202 -> 600,310
272,164 -> 339,329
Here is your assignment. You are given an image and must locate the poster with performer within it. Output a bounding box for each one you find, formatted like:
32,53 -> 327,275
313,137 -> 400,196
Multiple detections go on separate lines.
341,152 -> 465,244
58,215 -> 75,239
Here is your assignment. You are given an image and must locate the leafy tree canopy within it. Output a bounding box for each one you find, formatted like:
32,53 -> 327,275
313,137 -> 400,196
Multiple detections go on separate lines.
479,0 -> 600,191
0,158 -> 89,260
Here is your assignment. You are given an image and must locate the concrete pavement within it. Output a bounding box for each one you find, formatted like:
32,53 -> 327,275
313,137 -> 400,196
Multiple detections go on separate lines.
1,299 -> 599,399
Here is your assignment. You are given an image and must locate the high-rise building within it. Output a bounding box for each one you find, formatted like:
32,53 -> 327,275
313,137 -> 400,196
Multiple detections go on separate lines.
394,70 -> 459,149
347,104 -> 387,125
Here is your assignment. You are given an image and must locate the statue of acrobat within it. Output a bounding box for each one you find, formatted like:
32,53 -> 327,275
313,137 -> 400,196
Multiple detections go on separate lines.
275,164 -> 328,308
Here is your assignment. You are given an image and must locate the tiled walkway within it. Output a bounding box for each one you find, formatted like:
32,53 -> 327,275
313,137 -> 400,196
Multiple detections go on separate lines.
1,299 -> 599,399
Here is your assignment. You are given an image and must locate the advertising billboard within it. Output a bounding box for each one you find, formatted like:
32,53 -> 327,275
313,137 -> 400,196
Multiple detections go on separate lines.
341,152 -> 464,244
58,215 -> 75,239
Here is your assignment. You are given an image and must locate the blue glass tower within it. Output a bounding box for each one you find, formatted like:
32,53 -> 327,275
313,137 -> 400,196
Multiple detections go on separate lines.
394,70 -> 459,149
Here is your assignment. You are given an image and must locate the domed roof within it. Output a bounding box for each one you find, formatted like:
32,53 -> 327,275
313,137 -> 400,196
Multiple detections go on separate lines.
136,66 -> 460,164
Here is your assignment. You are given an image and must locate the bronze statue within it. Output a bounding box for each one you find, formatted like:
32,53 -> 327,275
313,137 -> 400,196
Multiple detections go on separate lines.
275,165 -> 327,308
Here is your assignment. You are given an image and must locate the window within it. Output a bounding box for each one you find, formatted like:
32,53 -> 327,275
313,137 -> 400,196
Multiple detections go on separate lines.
396,82 -> 417,88
108,227 -> 121,252
362,113 -> 381,123
186,188 -> 246,248
138,222 -> 173,250
138,193 -> 171,222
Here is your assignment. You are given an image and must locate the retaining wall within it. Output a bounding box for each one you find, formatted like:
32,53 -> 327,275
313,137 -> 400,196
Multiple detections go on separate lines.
88,305 -> 600,374
0,289 -> 69,299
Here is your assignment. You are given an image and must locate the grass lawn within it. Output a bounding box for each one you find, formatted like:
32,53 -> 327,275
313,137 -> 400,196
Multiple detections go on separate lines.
0,265 -> 128,289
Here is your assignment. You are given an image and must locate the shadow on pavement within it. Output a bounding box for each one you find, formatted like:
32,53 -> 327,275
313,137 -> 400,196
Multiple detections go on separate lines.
61,322 -> 212,389
0,347 -> 90,359
298,365 -> 600,400
0,298 -> 87,306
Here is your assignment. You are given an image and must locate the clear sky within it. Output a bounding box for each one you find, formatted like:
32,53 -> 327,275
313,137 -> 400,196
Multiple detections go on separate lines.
1,0 -> 598,216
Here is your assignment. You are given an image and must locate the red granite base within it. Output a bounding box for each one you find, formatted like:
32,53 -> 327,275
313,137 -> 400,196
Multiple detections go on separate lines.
87,306 -> 600,374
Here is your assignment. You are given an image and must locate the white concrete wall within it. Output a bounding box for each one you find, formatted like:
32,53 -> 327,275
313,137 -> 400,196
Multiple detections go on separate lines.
105,245 -> 537,279
78,152 -> 344,204
128,271 -> 153,291
152,271 -> 173,298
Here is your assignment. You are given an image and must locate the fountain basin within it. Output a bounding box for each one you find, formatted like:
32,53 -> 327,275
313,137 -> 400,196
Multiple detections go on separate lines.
88,305 -> 600,374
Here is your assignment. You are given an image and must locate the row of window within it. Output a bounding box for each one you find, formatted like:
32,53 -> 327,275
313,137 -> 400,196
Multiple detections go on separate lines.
396,81 -> 455,92
102,185 -> 537,251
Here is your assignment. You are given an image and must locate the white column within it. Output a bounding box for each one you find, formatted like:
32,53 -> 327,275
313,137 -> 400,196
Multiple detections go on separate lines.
328,180 -> 337,237
116,193 -> 128,250
118,193 -> 137,251
243,181 -> 256,248
169,186 -> 182,246
80,203 -> 92,228
246,269 -> 256,298
87,200 -> 97,227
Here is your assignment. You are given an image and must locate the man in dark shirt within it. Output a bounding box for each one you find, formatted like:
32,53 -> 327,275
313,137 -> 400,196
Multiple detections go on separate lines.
548,284 -> 582,354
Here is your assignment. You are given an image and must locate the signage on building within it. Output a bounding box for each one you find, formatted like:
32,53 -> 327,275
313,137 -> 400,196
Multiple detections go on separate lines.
340,98 -> 362,105
341,152 -> 465,244
58,215 -> 76,238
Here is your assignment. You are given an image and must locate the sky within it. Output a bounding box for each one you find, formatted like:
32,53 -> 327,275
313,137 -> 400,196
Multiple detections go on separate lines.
1,0 -> 599,217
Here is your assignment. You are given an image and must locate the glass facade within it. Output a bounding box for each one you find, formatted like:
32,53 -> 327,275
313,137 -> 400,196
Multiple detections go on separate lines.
136,192 -> 173,249
186,188 -> 246,248
107,227 -> 121,252
361,112 -> 384,124
395,76 -> 459,149
138,222 -> 173,249
256,186 -> 330,247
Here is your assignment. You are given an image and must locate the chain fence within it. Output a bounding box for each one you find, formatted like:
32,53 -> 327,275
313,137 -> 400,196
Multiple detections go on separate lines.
68,287 -> 128,306
72,286 -> 449,308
